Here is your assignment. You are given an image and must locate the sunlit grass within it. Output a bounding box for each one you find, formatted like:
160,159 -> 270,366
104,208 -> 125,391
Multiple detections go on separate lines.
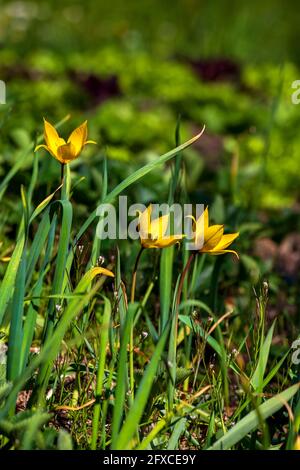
0,115 -> 299,451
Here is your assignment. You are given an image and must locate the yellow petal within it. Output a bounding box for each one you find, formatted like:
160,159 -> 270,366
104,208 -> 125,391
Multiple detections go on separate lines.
68,120 -> 88,156
44,119 -> 65,156
194,207 -> 209,246
34,144 -> 50,153
56,142 -> 77,163
153,235 -> 183,248
210,249 -> 239,259
141,239 -> 159,249
195,207 -> 209,232
203,225 -> 224,250
213,232 -> 239,251
185,214 -> 196,224
94,267 -> 114,277
84,140 -> 97,146
149,214 -> 170,240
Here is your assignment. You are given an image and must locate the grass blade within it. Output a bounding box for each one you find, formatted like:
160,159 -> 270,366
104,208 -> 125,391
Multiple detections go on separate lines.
208,383 -> 300,450
111,303 -> 136,447
91,296 -> 111,449
0,221 -> 25,325
113,320 -> 171,450
251,320 -> 276,393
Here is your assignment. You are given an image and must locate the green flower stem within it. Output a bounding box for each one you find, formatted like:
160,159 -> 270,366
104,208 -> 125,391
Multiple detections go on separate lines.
61,163 -> 71,200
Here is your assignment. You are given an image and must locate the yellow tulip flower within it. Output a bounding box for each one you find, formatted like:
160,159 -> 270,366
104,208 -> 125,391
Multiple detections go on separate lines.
138,205 -> 183,249
191,207 -> 239,257
35,119 -> 97,164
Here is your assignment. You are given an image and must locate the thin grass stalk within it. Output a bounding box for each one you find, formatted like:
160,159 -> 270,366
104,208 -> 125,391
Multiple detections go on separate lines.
209,256 -> 229,406
167,252 -> 195,409
100,352 -> 117,449
91,296 -> 111,449
90,156 -> 108,268
116,247 -> 128,335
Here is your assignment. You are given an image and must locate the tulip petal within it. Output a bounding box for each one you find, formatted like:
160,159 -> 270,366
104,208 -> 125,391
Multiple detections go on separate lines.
213,232 -> 239,251
150,214 -> 170,240
194,207 -> 209,247
57,142 -> 77,163
68,120 -> 88,156
34,144 -> 50,153
95,267 -> 114,277
195,207 -> 209,232
186,215 -> 196,224
203,225 -> 224,250
141,239 -> 160,249
153,235 -> 183,248
191,206 -> 239,257
44,119 -> 65,156
211,249 -> 239,259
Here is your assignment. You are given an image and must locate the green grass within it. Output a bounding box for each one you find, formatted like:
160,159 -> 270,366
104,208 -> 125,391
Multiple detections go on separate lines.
0,120 -> 299,450
1,0 -> 300,452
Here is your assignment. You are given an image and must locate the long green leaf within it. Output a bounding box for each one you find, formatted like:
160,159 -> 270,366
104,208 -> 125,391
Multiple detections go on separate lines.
167,417 -> 187,450
251,321 -> 275,392
0,221 -> 25,325
6,254 -> 26,380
